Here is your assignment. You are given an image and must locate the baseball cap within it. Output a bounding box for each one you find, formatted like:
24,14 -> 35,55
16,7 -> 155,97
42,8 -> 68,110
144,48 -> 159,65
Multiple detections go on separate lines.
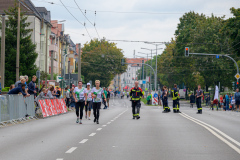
87,83 -> 91,86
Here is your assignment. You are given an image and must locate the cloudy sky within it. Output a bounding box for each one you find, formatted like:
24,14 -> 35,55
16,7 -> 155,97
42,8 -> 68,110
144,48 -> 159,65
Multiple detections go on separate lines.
32,0 -> 240,58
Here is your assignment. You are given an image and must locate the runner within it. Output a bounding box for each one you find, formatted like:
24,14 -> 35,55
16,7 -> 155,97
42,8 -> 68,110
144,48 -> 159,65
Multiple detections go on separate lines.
84,83 -> 92,120
91,80 -> 106,124
73,81 -> 85,124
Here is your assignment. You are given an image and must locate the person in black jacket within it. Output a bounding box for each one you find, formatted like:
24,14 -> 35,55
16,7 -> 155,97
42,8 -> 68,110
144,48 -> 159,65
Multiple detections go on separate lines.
190,93 -> 195,108
8,84 -> 30,97
28,75 -> 37,95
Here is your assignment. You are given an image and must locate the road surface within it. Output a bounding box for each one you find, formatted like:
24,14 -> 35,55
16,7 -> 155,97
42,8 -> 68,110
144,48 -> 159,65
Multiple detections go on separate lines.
0,98 -> 239,160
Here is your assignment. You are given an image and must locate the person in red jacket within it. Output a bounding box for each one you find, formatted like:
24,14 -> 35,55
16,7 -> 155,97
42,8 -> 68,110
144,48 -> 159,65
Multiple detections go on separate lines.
129,81 -> 144,119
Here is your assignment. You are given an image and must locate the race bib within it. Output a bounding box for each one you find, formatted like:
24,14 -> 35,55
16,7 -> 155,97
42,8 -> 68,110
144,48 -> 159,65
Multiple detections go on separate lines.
95,98 -> 100,102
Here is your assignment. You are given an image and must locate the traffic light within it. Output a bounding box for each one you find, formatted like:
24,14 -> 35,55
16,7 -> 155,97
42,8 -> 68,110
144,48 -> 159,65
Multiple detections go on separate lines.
237,82 -> 239,88
185,47 -> 189,57
121,59 -> 125,66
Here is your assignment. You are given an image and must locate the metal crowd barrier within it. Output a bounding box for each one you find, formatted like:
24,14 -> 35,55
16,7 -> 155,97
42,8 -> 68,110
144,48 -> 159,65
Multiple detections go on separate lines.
0,95 -> 35,126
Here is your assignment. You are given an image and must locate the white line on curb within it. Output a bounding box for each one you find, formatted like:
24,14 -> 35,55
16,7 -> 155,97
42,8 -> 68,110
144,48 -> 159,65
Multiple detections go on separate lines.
180,113 -> 240,154
65,147 -> 77,153
89,133 -> 96,136
79,139 -> 88,144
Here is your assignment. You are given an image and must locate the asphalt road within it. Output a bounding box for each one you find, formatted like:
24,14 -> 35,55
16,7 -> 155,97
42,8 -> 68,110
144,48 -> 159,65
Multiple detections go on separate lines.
0,97 -> 239,160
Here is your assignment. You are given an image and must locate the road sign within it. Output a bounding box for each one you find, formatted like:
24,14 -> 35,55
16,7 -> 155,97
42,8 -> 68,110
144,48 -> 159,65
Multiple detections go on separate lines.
59,77 -> 63,79
142,80 -> 146,84
235,73 -> 240,80
216,55 -> 219,59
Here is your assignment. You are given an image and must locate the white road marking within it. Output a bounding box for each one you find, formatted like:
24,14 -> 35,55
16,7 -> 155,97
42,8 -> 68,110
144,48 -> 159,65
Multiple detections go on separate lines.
181,112 -> 240,147
97,128 -> 102,131
180,113 -> 240,154
111,120 -> 114,121
89,133 -> 96,136
79,139 -> 88,144
107,122 -> 111,124
102,125 -> 107,127
65,147 -> 77,153
56,159 -> 63,160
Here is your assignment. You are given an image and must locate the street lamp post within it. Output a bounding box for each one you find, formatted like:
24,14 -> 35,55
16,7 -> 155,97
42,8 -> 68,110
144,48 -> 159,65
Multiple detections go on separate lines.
51,50 -> 54,80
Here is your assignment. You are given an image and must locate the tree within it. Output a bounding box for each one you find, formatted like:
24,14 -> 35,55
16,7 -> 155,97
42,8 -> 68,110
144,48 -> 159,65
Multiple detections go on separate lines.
3,1 -> 38,86
81,39 -> 127,87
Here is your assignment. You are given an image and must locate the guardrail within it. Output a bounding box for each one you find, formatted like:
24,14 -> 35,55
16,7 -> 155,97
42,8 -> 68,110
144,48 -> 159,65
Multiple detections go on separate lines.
0,95 -> 35,126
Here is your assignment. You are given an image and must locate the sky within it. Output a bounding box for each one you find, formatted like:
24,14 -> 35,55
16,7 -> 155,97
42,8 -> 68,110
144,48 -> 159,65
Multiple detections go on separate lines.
31,0 -> 240,58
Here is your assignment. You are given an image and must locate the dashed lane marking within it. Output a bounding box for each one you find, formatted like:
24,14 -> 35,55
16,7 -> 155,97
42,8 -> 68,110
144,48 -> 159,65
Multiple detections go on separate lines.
97,128 -> 102,131
89,133 -> 96,136
65,147 -> 77,154
56,159 -> 63,160
102,125 -> 107,127
180,113 -> 240,154
107,122 -> 111,124
111,120 -> 114,121
79,139 -> 88,144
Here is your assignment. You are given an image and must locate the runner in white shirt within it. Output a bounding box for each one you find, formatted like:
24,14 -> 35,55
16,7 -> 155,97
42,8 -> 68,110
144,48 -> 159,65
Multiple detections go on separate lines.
91,80 -> 106,124
84,83 -> 92,120
72,81 -> 85,124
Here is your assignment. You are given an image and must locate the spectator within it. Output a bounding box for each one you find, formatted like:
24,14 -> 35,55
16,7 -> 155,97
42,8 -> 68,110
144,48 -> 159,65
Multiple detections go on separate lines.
190,93 -> 195,108
7,83 -> 30,97
0,76 -> 1,95
46,86 -> 55,99
69,87 -> 75,110
147,94 -> 151,105
55,86 -> 61,98
36,88 -> 48,100
15,76 -> 25,87
231,96 -> 235,111
65,87 -> 70,108
34,85 -> 39,98
234,88 -> 240,112
9,84 -> 15,91
24,75 -> 29,90
220,95 -> 223,109
225,93 -> 229,111
223,95 -> 226,110
28,75 -> 37,95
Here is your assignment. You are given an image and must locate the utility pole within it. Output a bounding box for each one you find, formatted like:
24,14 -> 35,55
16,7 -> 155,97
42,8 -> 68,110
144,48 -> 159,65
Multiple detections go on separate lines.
150,49 -> 152,92
1,14 -> 6,88
51,50 -> 53,80
68,60 -> 70,87
45,25 -> 48,87
78,43 -> 81,81
155,45 -> 157,92
16,1 -> 20,82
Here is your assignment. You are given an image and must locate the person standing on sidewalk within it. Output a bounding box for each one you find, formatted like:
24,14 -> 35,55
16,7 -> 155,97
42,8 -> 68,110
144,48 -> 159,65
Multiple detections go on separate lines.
196,85 -> 203,114
91,80 -> 106,124
106,88 -> 111,109
28,75 -> 37,95
190,93 -> 195,108
234,88 -> 240,112
73,81 -> 85,124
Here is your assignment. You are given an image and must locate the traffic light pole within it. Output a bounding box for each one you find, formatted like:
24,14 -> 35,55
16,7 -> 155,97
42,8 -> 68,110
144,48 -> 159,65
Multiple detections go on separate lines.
189,53 -> 239,82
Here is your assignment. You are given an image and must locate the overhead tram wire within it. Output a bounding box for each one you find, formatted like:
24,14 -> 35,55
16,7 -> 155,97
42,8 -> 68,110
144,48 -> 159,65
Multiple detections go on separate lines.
74,0 -> 101,39
59,0 -> 92,40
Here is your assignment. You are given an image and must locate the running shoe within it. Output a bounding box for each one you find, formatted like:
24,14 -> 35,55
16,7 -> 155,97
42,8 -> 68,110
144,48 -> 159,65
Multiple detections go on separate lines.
137,116 -> 140,119
94,118 -> 96,123
88,118 -> 91,120
133,117 -> 136,119
79,120 -> 82,124
76,118 -> 79,123
97,121 -> 99,124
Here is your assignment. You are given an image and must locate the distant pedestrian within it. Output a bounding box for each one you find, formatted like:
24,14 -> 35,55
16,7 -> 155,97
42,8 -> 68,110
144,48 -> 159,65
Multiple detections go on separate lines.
231,97 -> 235,111
220,95 -> 223,109
106,88 -> 110,109
28,75 -> 37,95
190,93 -> 195,108
234,88 -> 240,112
195,85 -> 203,114
147,94 -> 151,105
69,87 -> 75,110
225,93 -> 230,111
223,95 -> 226,110
55,86 -> 61,98
65,87 -> 70,109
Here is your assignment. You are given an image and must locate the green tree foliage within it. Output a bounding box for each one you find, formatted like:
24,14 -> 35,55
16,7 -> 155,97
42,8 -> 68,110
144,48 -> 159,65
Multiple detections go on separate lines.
81,39 -> 127,87
3,1 -> 38,86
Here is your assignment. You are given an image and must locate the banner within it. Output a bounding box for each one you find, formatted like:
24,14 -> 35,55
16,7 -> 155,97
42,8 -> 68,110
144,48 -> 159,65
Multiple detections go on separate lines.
60,99 -> 68,113
56,99 -> 62,114
38,99 -> 48,118
50,99 -> 58,115
45,99 -> 54,116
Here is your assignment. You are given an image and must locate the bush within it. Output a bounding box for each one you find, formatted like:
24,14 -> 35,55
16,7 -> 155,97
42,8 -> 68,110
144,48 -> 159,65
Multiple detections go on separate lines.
2,87 -> 10,92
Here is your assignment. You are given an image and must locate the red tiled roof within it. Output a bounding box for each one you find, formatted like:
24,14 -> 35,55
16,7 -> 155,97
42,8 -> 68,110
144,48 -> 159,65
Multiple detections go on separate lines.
126,58 -> 148,67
